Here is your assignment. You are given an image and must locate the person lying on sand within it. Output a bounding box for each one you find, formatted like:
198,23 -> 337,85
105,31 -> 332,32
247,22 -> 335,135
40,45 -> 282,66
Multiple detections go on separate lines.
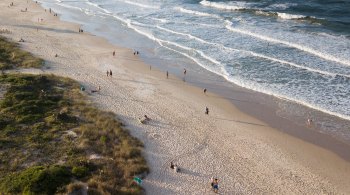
138,118 -> 146,124
139,115 -> 151,124
90,86 -> 101,93
144,115 -> 151,121
173,164 -> 180,173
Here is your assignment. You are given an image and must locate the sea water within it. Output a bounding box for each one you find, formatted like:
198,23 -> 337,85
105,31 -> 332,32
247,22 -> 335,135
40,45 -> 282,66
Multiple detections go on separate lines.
38,0 -> 350,141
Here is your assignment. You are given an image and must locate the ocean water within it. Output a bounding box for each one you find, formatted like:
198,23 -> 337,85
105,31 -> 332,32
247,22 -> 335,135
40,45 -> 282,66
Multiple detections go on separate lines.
39,0 -> 350,134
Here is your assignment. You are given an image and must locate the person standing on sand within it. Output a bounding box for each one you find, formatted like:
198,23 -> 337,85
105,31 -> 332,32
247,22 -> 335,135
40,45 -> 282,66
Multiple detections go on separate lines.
113,51 -> 115,56
212,178 -> 219,193
166,71 -> 169,79
204,88 -> 207,94
307,118 -> 313,127
106,70 -> 109,77
205,107 -> 209,115
109,69 -> 112,77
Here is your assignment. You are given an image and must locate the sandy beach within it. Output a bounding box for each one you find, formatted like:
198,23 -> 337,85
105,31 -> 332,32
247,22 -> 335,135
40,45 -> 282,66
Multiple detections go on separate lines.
1,0 -> 350,194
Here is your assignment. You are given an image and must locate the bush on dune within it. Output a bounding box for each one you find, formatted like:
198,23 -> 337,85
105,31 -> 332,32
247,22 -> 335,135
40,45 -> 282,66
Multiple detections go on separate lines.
0,36 -> 43,70
0,42 -> 148,194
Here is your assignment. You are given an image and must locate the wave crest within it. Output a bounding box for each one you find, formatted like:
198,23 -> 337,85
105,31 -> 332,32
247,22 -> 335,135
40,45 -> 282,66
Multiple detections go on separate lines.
175,7 -> 219,18
199,0 -> 245,10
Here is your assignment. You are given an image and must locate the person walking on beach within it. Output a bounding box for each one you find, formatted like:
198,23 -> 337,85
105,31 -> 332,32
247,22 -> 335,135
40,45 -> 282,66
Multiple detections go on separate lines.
109,69 -> 112,77
113,51 -> 115,56
204,88 -> 207,94
205,107 -> 209,115
106,70 -> 109,77
166,71 -> 169,79
307,118 -> 313,127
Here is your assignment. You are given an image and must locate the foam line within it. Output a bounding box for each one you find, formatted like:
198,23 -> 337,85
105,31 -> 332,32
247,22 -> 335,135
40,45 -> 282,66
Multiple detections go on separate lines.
224,20 -> 350,67
200,0 -> 244,10
155,25 -> 350,78
174,7 -> 220,18
119,0 -> 160,9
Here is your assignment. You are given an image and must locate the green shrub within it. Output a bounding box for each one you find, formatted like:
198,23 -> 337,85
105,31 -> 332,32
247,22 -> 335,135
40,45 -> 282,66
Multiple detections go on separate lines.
0,36 -> 43,70
72,166 -> 88,178
0,165 -> 71,194
100,135 -> 107,144
0,73 -> 148,194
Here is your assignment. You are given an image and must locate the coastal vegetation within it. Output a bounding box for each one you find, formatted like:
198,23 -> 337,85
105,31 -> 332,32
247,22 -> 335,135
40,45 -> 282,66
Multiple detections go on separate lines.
0,36 -> 43,70
0,36 -> 148,194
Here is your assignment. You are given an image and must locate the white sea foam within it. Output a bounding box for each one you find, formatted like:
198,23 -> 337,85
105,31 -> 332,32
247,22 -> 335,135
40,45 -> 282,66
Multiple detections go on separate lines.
156,26 -> 210,44
247,52 -> 350,78
255,10 -> 271,17
152,18 -> 168,23
119,0 -> 160,9
199,0 -> 244,10
86,1 -> 111,14
224,20 -> 350,67
126,24 -> 222,67
155,25 -> 350,78
174,7 -> 219,18
276,12 -> 306,20
223,75 -> 350,121
55,2 -> 83,11
50,0 -> 350,121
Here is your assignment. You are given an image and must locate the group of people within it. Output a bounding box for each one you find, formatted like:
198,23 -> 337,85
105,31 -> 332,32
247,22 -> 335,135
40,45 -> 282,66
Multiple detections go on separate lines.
0,29 -> 11,34
170,162 -> 220,192
164,69 -> 210,115
170,162 -> 179,173
106,69 -> 113,77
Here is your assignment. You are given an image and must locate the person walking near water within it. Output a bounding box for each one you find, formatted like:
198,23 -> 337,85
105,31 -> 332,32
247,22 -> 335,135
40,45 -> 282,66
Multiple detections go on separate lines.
166,71 -> 169,79
204,88 -> 207,94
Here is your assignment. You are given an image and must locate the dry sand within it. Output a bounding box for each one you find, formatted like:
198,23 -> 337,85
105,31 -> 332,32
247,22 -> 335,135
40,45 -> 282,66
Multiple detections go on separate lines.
1,0 -> 350,194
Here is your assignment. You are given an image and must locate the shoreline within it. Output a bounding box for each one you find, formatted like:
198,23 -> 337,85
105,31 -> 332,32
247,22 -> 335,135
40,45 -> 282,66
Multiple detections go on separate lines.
34,0 -> 350,157
1,0 -> 350,194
